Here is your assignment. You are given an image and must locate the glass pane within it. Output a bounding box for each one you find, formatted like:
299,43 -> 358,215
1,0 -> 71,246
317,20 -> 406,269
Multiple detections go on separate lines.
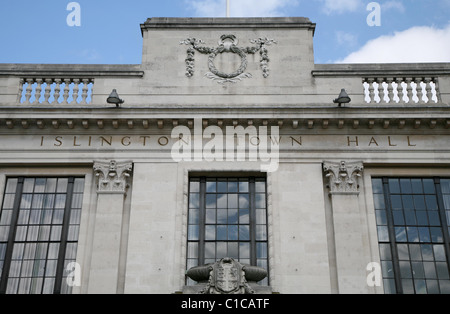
228,242 -> 238,258
228,194 -> 238,208
187,242 -> 198,259
205,208 -> 215,224
188,225 -> 199,241
217,194 -> 227,208
239,209 -> 249,224
375,210 -> 387,225
373,194 -> 386,210
206,181 -> 216,193
239,195 -> 249,209
389,179 -> 400,193
189,180 -> 200,193
239,225 -> 250,241
217,226 -> 227,241
411,179 -> 423,194
255,181 -> 266,193
239,181 -> 249,193
205,225 -> 216,241
377,226 -> 389,242
5,178 -> 18,194
371,179 -> 383,194
402,195 -> 414,210
239,242 -> 250,259
400,179 -> 412,194
228,180 -> 238,193
189,194 -> 199,209
45,179 -> 57,193
412,262 -> 425,279
206,194 -> 216,208
56,179 -> 68,193
189,208 -> 199,224
256,225 -> 267,241
228,209 -> 238,224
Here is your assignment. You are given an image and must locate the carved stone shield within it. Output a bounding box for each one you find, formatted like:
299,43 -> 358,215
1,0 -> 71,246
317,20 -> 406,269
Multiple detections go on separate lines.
215,258 -> 241,294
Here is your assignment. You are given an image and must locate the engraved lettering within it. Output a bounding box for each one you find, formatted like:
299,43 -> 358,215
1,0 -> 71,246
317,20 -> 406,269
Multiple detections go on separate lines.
73,136 -> 81,147
368,137 -> 379,146
388,136 -> 397,147
408,136 -> 417,147
54,136 -> 63,147
100,136 -> 112,146
290,136 -> 302,147
140,136 -> 151,146
121,136 -> 131,147
158,136 -> 169,146
347,136 -> 359,147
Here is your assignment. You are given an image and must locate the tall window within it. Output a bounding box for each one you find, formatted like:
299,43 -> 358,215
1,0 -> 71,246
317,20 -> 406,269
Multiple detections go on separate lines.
0,177 -> 85,294
187,177 -> 268,285
373,178 -> 450,294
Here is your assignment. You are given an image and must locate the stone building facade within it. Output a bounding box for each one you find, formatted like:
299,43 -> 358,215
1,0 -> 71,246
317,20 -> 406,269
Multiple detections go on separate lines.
0,17 -> 449,294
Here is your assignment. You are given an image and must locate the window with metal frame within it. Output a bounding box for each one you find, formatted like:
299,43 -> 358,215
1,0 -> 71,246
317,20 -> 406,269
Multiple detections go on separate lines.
0,177 -> 84,294
373,177 -> 450,294
187,177 -> 268,285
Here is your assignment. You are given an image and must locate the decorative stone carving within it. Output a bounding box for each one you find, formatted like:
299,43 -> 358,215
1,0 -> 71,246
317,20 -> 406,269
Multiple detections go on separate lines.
180,35 -> 277,84
93,160 -> 132,194
184,258 -> 271,294
323,161 -> 364,194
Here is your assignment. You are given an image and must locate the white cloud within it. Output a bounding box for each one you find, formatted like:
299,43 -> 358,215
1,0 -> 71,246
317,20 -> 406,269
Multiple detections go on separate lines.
188,0 -> 299,17
318,0 -> 363,15
382,0 -> 405,13
336,24 -> 450,63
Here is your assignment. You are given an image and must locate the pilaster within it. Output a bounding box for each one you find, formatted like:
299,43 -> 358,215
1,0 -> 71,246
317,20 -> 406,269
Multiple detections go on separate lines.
323,161 -> 368,294
88,160 -> 132,294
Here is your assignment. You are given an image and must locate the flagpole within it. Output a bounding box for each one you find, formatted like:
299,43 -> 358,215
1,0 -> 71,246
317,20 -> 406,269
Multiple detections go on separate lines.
226,0 -> 230,17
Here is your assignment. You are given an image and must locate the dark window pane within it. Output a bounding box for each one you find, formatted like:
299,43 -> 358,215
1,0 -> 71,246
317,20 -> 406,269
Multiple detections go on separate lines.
393,210 -> 405,225
373,194 -> 386,210
376,210 -> 387,225
416,211 -> 428,226
389,179 -> 400,193
391,195 -> 402,210
411,179 -> 423,194
372,179 -> 383,194
423,179 -> 435,194
400,179 -> 412,194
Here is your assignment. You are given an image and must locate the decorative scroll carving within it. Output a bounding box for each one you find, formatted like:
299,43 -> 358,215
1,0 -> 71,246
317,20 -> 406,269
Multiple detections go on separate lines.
180,35 -> 277,84
323,161 -> 364,194
186,258 -> 269,294
93,160 -> 132,194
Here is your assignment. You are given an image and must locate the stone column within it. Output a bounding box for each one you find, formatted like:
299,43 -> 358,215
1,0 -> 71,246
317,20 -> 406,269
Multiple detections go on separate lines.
323,161 -> 367,294
88,160 -> 132,294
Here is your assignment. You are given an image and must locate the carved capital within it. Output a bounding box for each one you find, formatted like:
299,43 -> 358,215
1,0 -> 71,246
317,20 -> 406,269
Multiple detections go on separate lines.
93,160 -> 132,194
323,161 -> 364,195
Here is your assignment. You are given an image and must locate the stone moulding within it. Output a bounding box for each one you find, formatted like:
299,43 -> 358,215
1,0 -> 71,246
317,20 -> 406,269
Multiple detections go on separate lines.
323,161 -> 364,195
93,160 -> 133,194
180,35 -> 277,84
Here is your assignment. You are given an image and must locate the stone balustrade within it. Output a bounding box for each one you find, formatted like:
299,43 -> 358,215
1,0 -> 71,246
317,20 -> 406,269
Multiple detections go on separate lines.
19,77 -> 94,105
363,77 -> 440,104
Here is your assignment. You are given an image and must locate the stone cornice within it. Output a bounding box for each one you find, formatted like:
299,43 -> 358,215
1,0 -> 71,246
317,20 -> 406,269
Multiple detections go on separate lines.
0,64 -> 144,78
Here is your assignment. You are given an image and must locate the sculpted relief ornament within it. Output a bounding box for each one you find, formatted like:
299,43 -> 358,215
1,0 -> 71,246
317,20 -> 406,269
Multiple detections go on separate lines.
180,35 -> 277,84
323,161 -> 364,194
93,160 -> 133,194
185,258 -> 271,294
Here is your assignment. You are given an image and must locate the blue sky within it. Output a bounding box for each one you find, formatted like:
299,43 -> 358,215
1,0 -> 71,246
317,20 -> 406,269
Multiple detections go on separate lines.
0,0 -> 449,64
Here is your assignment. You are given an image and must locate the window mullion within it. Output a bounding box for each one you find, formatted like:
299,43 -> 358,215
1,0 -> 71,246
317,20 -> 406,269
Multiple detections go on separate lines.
434,178 -> 450,275
198,178 -> 206,266
0,177 -> 24,294
382,178 -> 403,294
53,177 -> 75,294
249,177 -> 257,266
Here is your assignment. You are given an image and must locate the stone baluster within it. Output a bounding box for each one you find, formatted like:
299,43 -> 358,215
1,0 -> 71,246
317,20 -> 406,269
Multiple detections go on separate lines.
435,78 -> 442,103
33,79 -> 43,104
424,78 -> 434,103
71,79 -> 80,104
24,79 -> 34,104
53,79 -> 62,104
377,78 -> 385,103
386,78 -> 394,103
17,79 -> 24,103
405,78 -> 413,104
395,78 -> 404,103
80,79 -> 90,104
415,77 -> 425,104
43,79 -> 53,104
365,78 -> 376,104
63,79 -> 71,104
